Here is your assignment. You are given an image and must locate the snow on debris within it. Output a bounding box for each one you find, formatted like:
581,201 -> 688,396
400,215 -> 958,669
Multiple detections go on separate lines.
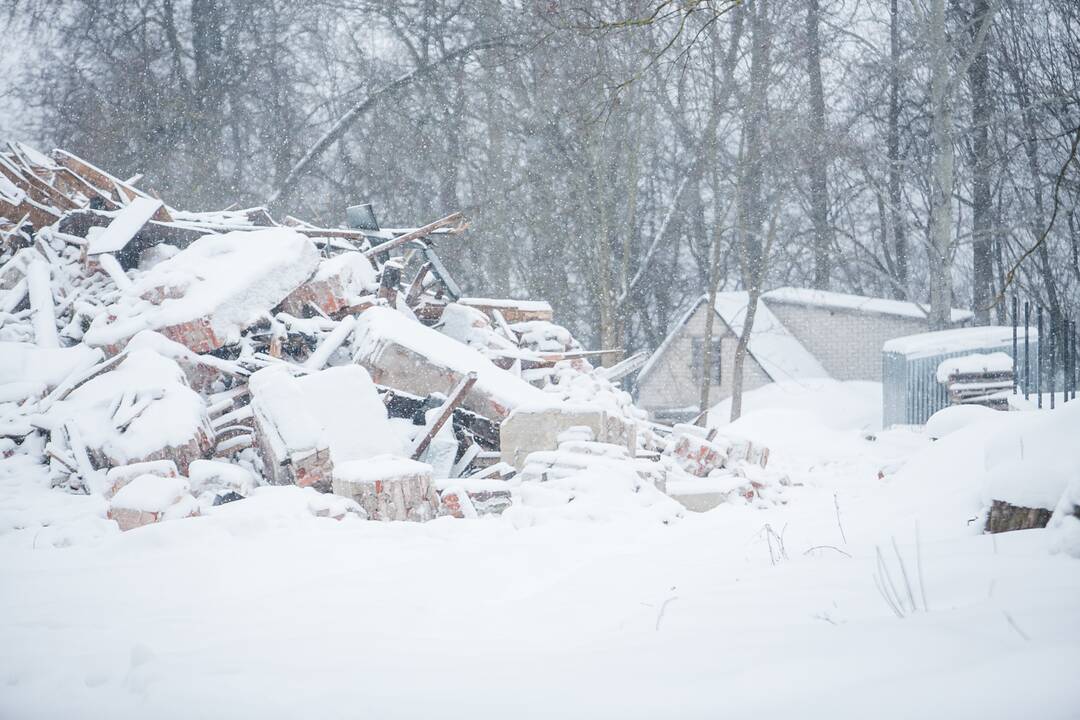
935,351 -> 1013,382
981,401 -> 1080,511
1,142 -> 714,539
85,228 -> 320,351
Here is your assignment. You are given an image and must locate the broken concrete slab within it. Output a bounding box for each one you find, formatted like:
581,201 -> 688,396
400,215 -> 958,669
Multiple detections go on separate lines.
84,228 -> 321,353
249,364 -> 409,491
353,306 -> 545,421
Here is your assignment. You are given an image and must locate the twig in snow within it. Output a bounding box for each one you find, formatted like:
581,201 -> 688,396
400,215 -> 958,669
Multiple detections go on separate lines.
803,545 -> 852,558
873,570 -> 904,619
834,492 -> 847,545
891,537 -> 918,613
762,523 -> 789,565
875,545 -> 907,617
916,523 -> 928,612
1003,612 -> 1030,641
655,595 -> 679,631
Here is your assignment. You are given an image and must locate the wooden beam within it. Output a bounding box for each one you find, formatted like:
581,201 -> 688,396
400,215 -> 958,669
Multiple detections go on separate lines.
410,372 -> 477,460
87,197 -> 163,255
362,212 -> 464,258
405,262 -> 433,306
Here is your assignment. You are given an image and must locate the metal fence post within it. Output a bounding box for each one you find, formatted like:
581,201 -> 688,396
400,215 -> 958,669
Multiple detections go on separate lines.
1012,295 -> 1019,395
1024,301 -> 1030,401
1050,314 -> 1057,410
1037,305 -> 1043,409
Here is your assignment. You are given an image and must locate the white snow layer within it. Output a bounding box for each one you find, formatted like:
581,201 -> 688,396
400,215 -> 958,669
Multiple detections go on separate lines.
1,379 -> 1079,719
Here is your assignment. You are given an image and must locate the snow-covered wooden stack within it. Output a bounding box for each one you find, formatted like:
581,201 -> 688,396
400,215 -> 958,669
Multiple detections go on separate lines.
937,352 -> 1014,411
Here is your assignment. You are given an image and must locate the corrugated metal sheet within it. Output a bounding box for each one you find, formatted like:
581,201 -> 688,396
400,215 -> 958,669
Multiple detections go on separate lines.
882,335 -> 1039,427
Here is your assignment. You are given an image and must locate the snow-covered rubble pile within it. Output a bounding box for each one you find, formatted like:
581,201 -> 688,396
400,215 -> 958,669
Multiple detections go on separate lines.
660,422 -> 789,511
1,142 -> 707,536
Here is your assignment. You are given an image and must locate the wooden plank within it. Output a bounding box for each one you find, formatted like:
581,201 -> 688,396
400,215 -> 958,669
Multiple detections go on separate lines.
87,197 -> 164,255
458,297 -> 553,323
0,155 -> 78,211
51,149 -> 171,221
24,254 -> 58,347
50,168 -> 119,210
597,350 -> 650,383
97,253 -> 133,291
410,372 -> 477,460
363,212 -> 464,258
0,195 -> 60,232
405,262 -> 433,307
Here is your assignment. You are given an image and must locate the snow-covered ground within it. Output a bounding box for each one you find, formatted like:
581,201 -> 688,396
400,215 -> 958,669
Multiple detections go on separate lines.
2,380 -> 1079,719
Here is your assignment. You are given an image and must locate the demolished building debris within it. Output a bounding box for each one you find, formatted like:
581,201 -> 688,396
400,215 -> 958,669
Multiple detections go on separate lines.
0,142 -> 777,531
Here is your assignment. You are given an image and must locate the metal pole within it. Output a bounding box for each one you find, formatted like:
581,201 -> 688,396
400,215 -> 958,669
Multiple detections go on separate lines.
1064,318 -> 1071,403
1063,318 -> 1070,403
1024,301 -> 1030,400
1050,315 -> 1056,410
1037,305 -> 1043,409
1012,295 -> 1019,395
1067,321 -> 1075,399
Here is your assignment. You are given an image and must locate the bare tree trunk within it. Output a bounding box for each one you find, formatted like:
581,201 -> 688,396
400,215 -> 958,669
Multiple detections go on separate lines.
805,0 -> 832,289
928,0 -> 955,330
698,224 -> 725,422
731,0 -> 772,422
887,0 -> 909,297
970,0 -> 994,324
729,287 -> 761,422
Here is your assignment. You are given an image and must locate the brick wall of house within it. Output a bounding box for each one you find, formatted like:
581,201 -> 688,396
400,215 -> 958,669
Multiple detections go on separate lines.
764,300 -> 931,381
636,302 -> 772,419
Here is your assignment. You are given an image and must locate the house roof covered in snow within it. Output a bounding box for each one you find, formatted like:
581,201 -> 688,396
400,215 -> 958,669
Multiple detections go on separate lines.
762,287 -> 973,324
636,291 -> 830,385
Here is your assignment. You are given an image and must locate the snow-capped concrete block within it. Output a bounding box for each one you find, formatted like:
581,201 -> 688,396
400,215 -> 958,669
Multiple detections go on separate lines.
331,457 -> 438,522
107,474 -> 199,531
249,364 -> 408,492
104,459 -> 179,500
500,405 -> 637,470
